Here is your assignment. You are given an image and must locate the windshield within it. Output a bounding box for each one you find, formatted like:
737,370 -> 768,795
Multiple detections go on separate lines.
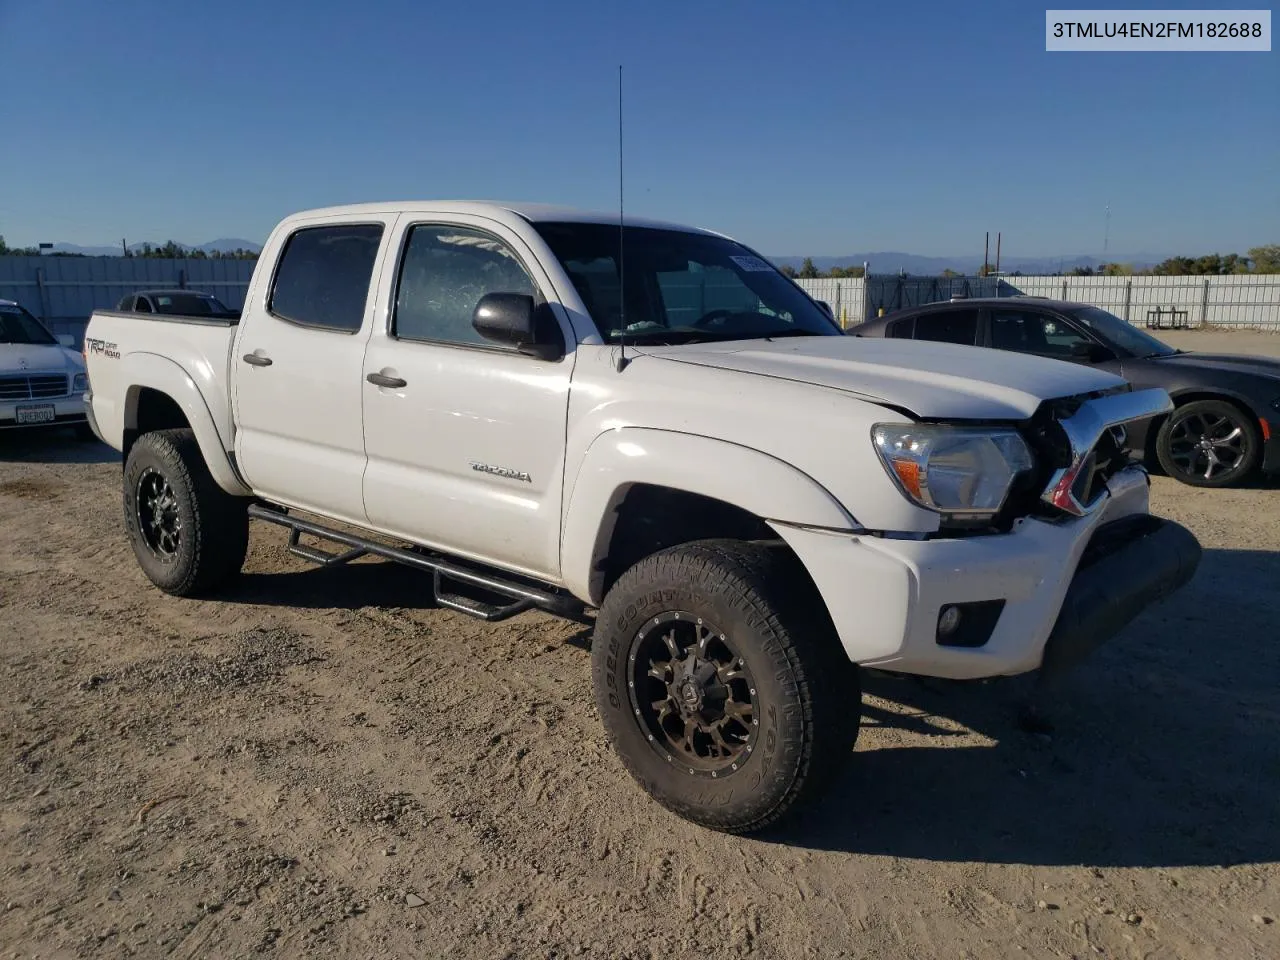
0,304 -> 57,345
151,292 -> 232,315
532,222 -> 840,344
1068,306 -> 1176,357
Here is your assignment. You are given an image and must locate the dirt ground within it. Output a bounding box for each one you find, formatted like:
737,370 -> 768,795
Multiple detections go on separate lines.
2,330 -> 1278,960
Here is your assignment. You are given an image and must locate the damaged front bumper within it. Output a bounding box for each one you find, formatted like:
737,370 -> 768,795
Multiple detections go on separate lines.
1039,513 -> 1201,682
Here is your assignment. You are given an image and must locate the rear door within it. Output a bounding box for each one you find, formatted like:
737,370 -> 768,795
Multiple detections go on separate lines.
232,215 -> 393,525
910,307 -> 981,345
360,214 -> 575,580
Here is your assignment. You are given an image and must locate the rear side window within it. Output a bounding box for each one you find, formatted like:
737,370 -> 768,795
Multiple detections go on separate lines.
913,309 -> 978,346
269,223 -> 384,332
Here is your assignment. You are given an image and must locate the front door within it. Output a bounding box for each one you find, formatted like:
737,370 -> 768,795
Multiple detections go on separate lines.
232,216 -> 392,525
986,307 -> 1097,363
360,215 -> 575,580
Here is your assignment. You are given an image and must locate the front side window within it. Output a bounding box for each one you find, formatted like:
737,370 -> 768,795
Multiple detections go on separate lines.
134,297 -> 153,314
532,222 -> 839,344
990,309 -> 1090,357
269,223 -> 384,332
914,309 -> 978,345
1068,305 -> 1175,358
394,225 -> 536,346
0,304 -> 57,345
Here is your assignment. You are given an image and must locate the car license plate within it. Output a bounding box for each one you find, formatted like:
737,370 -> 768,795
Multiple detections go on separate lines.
15,404 -> 56,424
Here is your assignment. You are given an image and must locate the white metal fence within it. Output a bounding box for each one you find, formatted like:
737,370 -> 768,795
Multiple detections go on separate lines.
796,274 -> 1280,331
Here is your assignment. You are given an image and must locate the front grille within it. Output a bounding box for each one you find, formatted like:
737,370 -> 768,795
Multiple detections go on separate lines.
1034,387 -> 1172,518
1069,426 -> 1133,510
0,375 -> 68,400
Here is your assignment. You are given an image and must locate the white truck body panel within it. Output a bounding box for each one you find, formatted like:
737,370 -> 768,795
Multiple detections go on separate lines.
83,200 -> 1181,681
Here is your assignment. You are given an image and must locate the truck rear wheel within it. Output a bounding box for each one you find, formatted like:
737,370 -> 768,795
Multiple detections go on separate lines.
123,428 -> 248,597
591,539 -> 859,833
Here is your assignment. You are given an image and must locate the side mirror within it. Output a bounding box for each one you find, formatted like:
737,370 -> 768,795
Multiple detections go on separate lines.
57,334 -> 75,348
815,300 -> 834,320
472,293 -> 564,361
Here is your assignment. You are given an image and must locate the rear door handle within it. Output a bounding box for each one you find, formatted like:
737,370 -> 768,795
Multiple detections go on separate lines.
242,353 -> 272,367
366,372 -> 407,388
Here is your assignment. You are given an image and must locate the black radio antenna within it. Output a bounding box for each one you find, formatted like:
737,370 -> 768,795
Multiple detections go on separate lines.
615,64 -> 630,372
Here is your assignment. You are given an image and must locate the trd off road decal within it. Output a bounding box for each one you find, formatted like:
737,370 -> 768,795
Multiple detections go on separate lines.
85,338 -> 121,359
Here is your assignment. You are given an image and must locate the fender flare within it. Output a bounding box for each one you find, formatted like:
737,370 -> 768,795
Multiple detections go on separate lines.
559,427 -> 856,604
120,352 -> 251,496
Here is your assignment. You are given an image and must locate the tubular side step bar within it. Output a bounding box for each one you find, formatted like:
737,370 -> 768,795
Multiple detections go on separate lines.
247,504 -> 588,624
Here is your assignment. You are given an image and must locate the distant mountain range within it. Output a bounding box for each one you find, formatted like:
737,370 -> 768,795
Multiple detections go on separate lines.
43,238 -> 263,256
769,252 -> 1169,275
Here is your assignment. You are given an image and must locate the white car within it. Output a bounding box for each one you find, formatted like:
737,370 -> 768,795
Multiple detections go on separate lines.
82,202 -> 1201,833
0,299 -> 92,437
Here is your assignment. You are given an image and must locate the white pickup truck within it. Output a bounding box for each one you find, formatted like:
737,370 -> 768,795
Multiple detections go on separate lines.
84,202 -> 1200,833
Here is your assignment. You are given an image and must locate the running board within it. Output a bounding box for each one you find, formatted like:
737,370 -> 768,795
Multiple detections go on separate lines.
247,504 -> 587,624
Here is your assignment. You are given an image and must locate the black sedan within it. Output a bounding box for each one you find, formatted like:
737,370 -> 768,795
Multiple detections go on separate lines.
851,297 -> 1280,487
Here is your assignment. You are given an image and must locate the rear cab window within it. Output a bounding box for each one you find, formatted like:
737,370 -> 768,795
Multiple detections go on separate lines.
269,223 -> 385,332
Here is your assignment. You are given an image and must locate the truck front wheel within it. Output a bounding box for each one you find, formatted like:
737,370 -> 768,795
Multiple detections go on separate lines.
591,539 -> 859,833
123,428 -> 248,597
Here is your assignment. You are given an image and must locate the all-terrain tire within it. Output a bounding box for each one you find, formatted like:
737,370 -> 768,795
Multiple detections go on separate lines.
591,539 -> 859,834
1155,398 -> 1261,488
123,428 -> 248,597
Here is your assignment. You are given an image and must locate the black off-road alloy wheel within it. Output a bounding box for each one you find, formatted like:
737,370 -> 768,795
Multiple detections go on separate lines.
1156,399 -> 1261,488
123,428 -> 248,596
592,539 -> 860,833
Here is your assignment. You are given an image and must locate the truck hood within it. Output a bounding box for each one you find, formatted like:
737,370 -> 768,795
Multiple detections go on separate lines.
645,336 -> 1126,420
0,343 -> 82,375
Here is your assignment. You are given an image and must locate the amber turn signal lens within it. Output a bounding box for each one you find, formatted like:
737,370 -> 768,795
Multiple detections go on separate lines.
891,459 -> 922,499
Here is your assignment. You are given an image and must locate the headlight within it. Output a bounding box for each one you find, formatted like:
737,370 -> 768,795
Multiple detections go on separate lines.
72,373 -> 88,393
872,423 -> 1035,517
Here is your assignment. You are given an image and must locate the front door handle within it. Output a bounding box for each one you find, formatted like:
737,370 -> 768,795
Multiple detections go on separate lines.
242,353 -> 272,367
366,372 -> 407,389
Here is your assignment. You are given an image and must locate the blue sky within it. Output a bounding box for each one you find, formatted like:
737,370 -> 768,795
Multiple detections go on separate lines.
1,0 -> 1275,257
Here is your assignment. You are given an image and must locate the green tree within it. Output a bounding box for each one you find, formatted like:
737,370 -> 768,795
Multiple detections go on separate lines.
1247,245 -> 1280,273
826,264 -> 865,279
0,235 -> 41,256
1101,262 -> 1134,276
797,257 -> 819,280
779,264 -> 798,279
940,268 -> 960,278
1067,265 -> 1096,276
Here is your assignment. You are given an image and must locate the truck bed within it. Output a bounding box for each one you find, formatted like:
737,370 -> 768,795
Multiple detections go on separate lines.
84,309 -> 239,454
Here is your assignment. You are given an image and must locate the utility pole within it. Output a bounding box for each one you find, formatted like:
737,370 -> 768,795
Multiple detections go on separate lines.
983,232 -> 989,276
1103,202 -> 1111,264
995,232 -> 1002,275
122,238 -> 128,257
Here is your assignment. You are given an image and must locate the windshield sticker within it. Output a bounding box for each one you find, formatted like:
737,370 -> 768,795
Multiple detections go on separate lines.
729,255 -> 773,272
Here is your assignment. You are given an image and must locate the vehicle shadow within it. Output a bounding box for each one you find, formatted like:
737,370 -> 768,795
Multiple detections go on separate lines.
769,546 -> 1280,868
215,541 -> 1278,868
227,560 -> 439,610
0,429 -> 120,465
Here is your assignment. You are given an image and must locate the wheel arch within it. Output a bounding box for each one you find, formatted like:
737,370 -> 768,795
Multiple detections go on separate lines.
560,428 -> 856,606
120,353 -> 250,496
